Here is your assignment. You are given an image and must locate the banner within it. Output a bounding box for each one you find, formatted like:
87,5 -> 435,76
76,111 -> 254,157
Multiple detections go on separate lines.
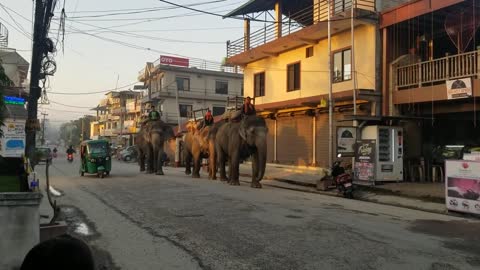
354,140 -> 376,183
445,160 -> 480,215
446,77 -> 472,100
337,126 -> 356,157
0,119 -> 26,158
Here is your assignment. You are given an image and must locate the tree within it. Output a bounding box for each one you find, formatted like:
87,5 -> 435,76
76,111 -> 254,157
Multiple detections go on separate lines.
0,60 -> 13,137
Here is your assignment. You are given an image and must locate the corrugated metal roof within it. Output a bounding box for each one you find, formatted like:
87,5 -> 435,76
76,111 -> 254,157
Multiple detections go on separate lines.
224,0 -> 311,18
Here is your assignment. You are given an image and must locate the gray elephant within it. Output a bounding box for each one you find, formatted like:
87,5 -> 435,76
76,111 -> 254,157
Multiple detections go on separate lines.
137,120 -> 175,175
214,115 -> 268,188
183,120 -> 212,178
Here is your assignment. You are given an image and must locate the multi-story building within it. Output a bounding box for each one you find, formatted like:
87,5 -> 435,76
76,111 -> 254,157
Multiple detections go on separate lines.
91,90 -> 143,146
138,55 -> 243,126
225,0 -> 379,167
382,0 -> 480,179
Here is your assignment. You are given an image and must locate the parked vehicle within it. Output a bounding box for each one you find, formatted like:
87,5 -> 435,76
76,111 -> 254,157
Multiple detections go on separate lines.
120,146 -> 138,162
322,154 -> 354,198
79,140 -> 112,178
35,147 -> 52,164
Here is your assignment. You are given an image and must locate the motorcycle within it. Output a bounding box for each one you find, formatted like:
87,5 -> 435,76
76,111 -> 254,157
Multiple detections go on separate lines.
67,153 -> 74,163
325,154 -> 354,198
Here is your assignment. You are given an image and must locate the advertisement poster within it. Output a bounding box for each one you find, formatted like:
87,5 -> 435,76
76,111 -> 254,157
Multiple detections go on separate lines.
354,140 -> 376,183
446,77 -> 472,100
336,127 -> 356,157
445,160 -> 480,215
0,119 -> 26,158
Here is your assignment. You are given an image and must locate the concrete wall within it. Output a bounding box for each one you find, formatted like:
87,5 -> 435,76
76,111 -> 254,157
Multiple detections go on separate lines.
243,24 -> 377,106
0,192 -> 42,270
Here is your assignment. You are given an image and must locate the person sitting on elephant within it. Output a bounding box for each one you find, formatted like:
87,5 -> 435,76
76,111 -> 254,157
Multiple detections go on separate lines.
242,96 -> 256,116
148,105 -> 161,121
204,110 -> 214,126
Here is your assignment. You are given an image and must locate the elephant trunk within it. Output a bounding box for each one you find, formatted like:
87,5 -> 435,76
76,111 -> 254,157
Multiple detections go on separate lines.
256,143 -> 267,182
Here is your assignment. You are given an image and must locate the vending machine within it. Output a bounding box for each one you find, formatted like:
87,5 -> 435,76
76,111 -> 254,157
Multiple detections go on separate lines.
361,125 -> 404,182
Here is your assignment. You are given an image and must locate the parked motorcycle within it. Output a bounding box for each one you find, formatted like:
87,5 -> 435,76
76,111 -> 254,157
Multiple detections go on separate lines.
324,154 -> 354,198
67,153 -> 74,163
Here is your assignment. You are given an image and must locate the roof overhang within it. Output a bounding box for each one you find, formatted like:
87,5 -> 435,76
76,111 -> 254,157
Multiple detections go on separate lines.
224,0 -> 312,18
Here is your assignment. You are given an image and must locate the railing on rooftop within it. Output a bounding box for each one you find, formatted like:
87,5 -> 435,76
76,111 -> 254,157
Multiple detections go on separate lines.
0,23 -> 8,48
226,0 -> 375,58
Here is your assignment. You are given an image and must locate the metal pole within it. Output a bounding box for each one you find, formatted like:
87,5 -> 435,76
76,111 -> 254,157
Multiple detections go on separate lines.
175,87 -> 181,130
26,0 -> 46,165
328,0 -> 333,168
41,113 -> 47,145
351,0 -> 357,116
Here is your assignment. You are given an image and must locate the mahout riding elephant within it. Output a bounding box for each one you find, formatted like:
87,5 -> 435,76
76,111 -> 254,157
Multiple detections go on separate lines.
183,120 -> 212,178
137,120 -> 175,175
214,115 -> 268,188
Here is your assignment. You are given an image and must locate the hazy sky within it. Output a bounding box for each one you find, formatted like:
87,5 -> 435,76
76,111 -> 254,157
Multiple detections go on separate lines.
1,0 -> 250,124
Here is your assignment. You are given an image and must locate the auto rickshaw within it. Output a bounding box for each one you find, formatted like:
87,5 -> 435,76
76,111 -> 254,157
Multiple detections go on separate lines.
79,140 -> 112,178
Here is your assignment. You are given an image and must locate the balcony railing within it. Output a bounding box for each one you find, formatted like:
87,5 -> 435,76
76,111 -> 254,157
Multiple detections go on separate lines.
396,50 -> 479,89
226,0 -> 376,58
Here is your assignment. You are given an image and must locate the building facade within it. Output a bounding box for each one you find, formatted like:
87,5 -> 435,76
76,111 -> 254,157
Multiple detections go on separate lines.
225,0 -> 379,167
90,90 -> 143,146
138,55 -> 243,126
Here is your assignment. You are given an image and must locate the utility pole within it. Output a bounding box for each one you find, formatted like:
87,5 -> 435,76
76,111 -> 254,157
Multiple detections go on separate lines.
80,117 -> 84,142
26,0 -> 55,166
41,113 -> 48,145
327,0 -> 333,168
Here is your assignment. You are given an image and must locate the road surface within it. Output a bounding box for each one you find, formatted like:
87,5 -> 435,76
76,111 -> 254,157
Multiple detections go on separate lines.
40,154 -> 480,270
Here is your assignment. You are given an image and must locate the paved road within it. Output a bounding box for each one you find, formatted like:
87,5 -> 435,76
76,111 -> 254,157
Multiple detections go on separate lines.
42,155 -> 480,270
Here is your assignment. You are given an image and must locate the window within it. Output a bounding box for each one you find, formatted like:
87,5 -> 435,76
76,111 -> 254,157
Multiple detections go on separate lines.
176,77 -> 190,91
333,49 -> 351,83
215,80 -> 228,95
179,104 -> 192,118
287,62 -> 301,91
306,47 -> 314,58
212,106 -> 225,116
254,72 -> 265,97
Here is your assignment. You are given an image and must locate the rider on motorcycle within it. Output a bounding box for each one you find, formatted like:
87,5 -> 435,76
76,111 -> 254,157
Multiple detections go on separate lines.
66,145 -> 76,155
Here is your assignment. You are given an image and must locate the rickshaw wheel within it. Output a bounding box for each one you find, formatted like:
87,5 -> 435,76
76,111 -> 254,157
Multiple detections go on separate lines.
100,172 -> 105,179
106,171 -> 110,176
80,171 -> 84,176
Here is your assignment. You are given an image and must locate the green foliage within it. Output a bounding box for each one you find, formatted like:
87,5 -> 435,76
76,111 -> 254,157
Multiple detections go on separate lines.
59,116 -> 93,146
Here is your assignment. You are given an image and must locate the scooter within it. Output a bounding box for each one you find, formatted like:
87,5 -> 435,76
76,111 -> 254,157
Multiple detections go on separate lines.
329,154 -> 354,198
67,153 -> 74,163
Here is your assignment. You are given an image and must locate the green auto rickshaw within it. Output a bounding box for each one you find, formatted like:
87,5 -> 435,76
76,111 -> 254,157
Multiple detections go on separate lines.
79,140 -> 112,178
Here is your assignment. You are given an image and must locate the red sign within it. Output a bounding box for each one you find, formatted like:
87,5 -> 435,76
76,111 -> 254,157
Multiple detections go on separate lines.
160,55 -> 189,67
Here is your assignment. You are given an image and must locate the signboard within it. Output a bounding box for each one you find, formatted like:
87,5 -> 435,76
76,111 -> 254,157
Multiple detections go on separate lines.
445,160 -> 480,215
354,140 -> 376,183
337,126 -> 356,157
0,119 -> 26,158
446,77 -> 472,100
4,96 -> 26,105
160,55 -> 189,67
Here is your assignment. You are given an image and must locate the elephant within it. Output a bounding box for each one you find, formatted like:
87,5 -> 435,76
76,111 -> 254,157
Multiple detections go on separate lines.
214,115 -> 268,188
137,120 -> 175,175
183,120 -> 212,178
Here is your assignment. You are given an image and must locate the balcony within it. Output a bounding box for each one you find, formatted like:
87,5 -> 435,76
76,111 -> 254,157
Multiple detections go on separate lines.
226,0 -> 376,65
111,107 -> 127,116
395,50 -> 479,89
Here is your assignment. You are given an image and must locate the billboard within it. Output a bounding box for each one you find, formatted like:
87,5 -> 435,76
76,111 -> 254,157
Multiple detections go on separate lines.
446,77 -> 472,100
160,55 -> 189,67
337,126 -> 357,157
354,140 -> 376,183
0,119 -> 26,158
445,160 -> 480,215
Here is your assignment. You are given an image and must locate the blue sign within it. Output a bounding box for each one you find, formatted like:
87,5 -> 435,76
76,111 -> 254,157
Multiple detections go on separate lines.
4,96 -> 26,105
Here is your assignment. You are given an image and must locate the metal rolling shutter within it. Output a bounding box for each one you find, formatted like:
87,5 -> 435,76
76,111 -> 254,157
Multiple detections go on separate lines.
265,119 -> 275,163
277,116 -> 313,166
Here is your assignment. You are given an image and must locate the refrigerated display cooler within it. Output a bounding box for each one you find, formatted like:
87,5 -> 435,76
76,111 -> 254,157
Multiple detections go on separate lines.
361,125 -> 404,182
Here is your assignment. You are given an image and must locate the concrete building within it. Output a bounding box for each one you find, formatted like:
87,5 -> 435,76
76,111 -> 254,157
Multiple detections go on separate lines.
225,0 -> 380,167
90,90 -> 143,146
138,55 -> 243,126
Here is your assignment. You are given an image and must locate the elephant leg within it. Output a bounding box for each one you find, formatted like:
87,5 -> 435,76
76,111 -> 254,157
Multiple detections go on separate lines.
229,154 -> 240,186
156,148 -> 165,175
139,150 -> 145,172
192,153 -> 201,178
208,142 -> 217,180
146,147 -> 154,174
217,148 -> 227,182
250,152 -> 262,188
184,151 -> 192,175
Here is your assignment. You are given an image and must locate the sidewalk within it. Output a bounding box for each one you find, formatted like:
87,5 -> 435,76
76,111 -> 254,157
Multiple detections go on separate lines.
239,163 -> 449,215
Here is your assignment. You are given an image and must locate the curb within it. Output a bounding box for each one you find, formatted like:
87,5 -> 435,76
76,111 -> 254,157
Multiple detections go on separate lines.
239,173 -> 449,216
